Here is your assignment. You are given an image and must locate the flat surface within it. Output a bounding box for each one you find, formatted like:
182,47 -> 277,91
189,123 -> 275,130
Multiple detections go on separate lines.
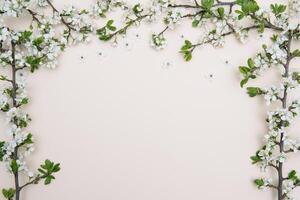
1,0 -> 300,199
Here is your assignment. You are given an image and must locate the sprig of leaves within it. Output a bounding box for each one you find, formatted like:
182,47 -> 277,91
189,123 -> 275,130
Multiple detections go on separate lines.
236,0 -> 259,19
254,178 -> 265,189
250,150 -> 262,164
288,170 -> 300,185
38,160 -> 61,185
201,0 -> 214,10
270,4 -> 286,17
180,40 -> 194,61
239,58 -> 257,87
96,20 -> 117,41
246,87 -> 264,97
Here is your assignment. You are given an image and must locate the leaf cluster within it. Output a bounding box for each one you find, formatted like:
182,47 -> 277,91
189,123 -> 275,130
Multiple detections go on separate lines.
38,159 -> 61,185
239,58 -> 257,87
96,20 -> 116,41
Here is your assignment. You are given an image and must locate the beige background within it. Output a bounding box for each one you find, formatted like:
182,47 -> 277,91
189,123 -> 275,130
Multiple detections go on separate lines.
1,0 -> 300,199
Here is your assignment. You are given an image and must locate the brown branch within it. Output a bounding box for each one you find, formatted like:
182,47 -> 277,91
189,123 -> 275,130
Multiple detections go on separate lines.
108,14 -> 150,39
277,31 -> 293,200
169,0 -> 236,9
19,175 -> 46,191
191,24 -> 283,52
27,9 -> 41,24
11,41 -> 21,200
45,0 -> 76,40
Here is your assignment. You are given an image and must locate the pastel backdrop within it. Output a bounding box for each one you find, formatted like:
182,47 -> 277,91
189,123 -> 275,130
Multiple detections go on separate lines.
1,0 -> 300,199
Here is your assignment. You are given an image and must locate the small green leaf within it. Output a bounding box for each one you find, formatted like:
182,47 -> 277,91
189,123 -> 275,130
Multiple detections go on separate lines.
235,10 -> 245,20
52,163 -> 61,173
96,27 -> 113,41
246,87 -> 263,97
19,98 -> 29,106
288,170 -> 297,179
250,155 -> 262,164
132,4 -> 143,14
254,179 -> 264,188
2,188 -> 15,200
26,56 -> 42,73
33,36 -> 44,48
10,160 -> 19,174
184,52 -> 192,61
44,177 -> 52,185
240,78 -> 248,88
247,58 -> 255,69
237,0 -> 259,15
180,40 -> 193,61
23,133 -> 33,145
292,49 -> 300,58
217,7 -> 225,18
0,141 -> 4,161
106,20 -> 117,31
181,40 -> 192,50
270,4 -> 286,16
201,0 -> 214,9
239,66 -> 250,75
192,20 -> 200,27
258,23 -> 265,33
18,31 -> 32,44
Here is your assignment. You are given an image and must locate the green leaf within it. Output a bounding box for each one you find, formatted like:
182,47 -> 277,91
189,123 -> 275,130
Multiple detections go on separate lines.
19,31 -> 32,43
38,159 -> 61,185
180,40 -> 193,61
2,188 -> 15,200
52,163 -> 61,173
192,20 -> 200,27
19,98 -> 29,106
133,4 -> 143,14
258,23 -> 265,33
0,141 -> 4,161
44,177 -> 52,185
237,0 -> 259,15
250,155 -> 262,164
235,10 -> 245,20
106,20 -> 117,31
106,20 -> 114,26
292,72 -> 300,83
247,58 -> 255,69
96,27 -> 113,41
23,133 -> 33,145
26,56 -> 42,73
254,179 -> 264,188
10,160 -> 19,174
201,0 -> 214,9
38,168 -> 47,175
270,4 -> 286,16
246,87 -> 263,97
33,36 -> 44,48
240,78 -> 248,88
181,40 -> 192,50
217,7 -> 225,18
292,49 -> 300,58
288,170 -> 297,179
239,66 -> 250,75
184,52 -> 192,61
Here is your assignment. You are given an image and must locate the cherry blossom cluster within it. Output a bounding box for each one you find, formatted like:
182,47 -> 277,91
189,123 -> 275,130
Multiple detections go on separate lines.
1,1 -> 300,200
93,0 -> 300,199
236,2 -> 300,199
94,0 -> 277,54
0,1 -> 126,200
98,0 -> 299,199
